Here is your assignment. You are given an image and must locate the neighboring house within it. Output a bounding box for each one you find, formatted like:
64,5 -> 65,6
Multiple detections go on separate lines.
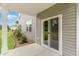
1,3 -> 79,56
18,14 -> 36,42
10,25 -> 17,30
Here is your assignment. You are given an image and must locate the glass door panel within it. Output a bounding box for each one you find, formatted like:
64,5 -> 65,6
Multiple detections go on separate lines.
50,17 -> 59,50
43,21 -> 48,45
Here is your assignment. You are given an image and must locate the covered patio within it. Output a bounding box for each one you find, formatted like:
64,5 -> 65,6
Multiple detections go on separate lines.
0,3 -> 79,56
0,3 -> 56,56
7,43 -> 60,56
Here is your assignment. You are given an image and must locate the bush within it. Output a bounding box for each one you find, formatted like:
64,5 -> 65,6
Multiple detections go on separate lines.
13,29 -> 17,36
13,29 -> 28,43
14,29 -> 22,40
16,31 -> 22,40
20,35 -> 27,43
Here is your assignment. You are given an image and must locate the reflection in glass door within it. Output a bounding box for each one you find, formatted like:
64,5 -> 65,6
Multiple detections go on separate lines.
50,18 -> 59,50
43,21 -> 48,45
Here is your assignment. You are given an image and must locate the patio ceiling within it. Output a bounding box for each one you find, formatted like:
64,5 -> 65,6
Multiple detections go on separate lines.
0,3 -> 55,15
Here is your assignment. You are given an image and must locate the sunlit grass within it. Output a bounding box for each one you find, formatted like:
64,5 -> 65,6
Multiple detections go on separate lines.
0,29 -> 2,53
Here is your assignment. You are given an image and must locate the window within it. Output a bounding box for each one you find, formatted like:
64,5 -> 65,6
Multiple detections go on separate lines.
26,25 -> 28,31
29,24 -> 32,32
26,19 -> 32,32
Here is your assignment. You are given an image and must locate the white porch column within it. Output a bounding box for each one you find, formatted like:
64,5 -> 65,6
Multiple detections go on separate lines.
34,15 -> 37,43
1,4 -> 8,55
77,3 -> 79,56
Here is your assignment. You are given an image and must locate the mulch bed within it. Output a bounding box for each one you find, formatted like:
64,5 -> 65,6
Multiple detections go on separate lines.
14,37 -> 33,48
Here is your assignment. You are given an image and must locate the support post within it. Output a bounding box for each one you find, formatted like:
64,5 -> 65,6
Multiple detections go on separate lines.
1,4 -> 8,55
76,3 -> 79,56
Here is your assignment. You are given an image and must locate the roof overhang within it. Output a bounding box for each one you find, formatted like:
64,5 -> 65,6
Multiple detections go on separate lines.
0,3 -> 56,15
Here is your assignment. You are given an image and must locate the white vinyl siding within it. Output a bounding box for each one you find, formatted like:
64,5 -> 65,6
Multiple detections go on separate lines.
37,3 -> 76,56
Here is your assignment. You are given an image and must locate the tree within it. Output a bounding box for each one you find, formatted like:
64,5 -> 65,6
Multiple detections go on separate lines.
0,25 -> 2,30
16,21 -> 19,25
7,26 -> 10,31
15,21 -> 19,28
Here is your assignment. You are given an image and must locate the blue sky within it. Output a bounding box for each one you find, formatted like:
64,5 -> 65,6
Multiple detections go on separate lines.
8,9 -> 19,26
0,8 -> 20,26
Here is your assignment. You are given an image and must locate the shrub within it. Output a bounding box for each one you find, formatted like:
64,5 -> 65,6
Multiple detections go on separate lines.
13,29 -> 22,40
20,35 -> 27,43
13,29 -> 17,36
16,31 -> 22,39
13,28 -> 28,43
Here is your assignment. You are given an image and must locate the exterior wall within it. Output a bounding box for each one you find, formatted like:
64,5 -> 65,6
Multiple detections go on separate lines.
18,14 -> 36,42
36,3 -> 76,56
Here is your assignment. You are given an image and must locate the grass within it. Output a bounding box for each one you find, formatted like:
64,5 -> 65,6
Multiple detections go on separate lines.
8,30 -> 15,49
0,29 -> 15,53
0,29 -> 2,53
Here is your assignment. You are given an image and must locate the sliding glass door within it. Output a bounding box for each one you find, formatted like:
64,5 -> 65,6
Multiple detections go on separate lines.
42,15 -> 62,53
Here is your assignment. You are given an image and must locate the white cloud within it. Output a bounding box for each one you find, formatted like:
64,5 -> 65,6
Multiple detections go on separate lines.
8,15 -> 17,19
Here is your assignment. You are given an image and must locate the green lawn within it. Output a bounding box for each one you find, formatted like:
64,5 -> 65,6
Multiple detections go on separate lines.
0,29 -> 15,53
0,30 -> 2,53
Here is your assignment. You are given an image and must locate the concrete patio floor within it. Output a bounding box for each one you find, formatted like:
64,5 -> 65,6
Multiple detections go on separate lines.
7,43 -> 61,56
